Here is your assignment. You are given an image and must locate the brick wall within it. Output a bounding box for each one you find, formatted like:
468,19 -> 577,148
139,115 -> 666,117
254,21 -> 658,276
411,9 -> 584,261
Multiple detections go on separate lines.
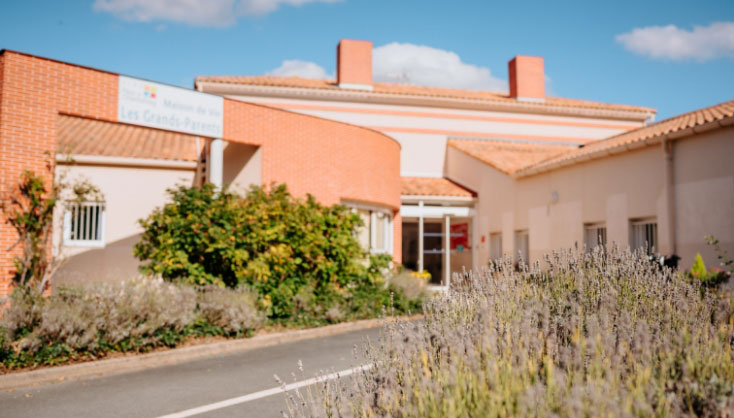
223,100 -> 400,209
0,51 -> 402,295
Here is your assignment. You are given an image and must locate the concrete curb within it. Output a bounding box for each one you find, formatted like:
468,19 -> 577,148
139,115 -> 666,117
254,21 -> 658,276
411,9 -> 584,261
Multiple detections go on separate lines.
0,315 -> 419,391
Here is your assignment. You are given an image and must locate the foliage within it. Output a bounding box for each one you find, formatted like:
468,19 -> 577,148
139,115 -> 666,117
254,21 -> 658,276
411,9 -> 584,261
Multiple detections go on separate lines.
1,166 -> 102,297
706,234 -> 734,274
387,271 -> 430,302
691,253 -> 708,277
689,252 -> 730,288
2,170 -> 59,295
134,184 -> 414,320
196,286 -> 264,336
408,270 -> 431,281
0,278 -> 262,369
284,246 -> 734,417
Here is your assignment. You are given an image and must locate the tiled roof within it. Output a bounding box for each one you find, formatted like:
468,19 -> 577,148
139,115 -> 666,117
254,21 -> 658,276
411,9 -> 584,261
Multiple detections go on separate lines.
57,115 -> 203,161
447,139 -> 574,175
195,76 -> 655,115
401,177 -> 475,198
517,100 -> 734,176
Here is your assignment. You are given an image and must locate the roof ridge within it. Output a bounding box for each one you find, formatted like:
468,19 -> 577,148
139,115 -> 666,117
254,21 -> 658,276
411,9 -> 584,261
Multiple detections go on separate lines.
195,75 -> 656,115
514,99 -> 734,177
578,99 -> 734,148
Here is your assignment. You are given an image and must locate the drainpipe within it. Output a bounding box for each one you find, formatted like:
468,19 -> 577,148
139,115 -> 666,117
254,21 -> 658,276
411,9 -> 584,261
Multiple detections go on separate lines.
209,138 -> 224,190
663,139 -> 676,255
444,214 -> 450,288
418,201 -> 424,273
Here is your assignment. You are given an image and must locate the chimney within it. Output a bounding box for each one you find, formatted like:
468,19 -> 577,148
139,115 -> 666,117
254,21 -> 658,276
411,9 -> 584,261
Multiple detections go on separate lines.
508,56 -> 545,102
337,39 -> 373,90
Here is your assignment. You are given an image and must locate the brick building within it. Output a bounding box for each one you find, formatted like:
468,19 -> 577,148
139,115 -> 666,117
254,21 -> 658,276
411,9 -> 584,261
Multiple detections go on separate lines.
0,49 -> 400,294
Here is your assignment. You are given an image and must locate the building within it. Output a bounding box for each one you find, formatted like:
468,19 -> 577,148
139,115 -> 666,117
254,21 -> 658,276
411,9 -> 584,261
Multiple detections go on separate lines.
197,40 -> 732,285
0,49 -> 400,295
1,40 -> 732,295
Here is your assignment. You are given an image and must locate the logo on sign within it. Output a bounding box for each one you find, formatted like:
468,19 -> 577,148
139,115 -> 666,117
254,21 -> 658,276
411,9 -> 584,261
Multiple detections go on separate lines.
144,85 -> 157,99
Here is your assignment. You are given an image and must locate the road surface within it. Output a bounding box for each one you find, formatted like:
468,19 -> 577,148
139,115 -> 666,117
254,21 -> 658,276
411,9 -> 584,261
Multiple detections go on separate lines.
0,326 -> 384,418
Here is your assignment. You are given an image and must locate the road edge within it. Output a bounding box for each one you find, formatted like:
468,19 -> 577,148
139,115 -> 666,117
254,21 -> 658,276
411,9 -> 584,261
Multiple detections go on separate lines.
0,315 -> 419,391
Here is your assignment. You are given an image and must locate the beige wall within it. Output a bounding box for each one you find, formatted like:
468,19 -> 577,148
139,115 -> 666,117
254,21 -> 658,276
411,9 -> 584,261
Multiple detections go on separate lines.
53,161 -> 196,284
223,142 -> 262,193
447,126 -> 734,271
223,94 -> 644,178
515,146 -> 665,261
673,126 -> 734,268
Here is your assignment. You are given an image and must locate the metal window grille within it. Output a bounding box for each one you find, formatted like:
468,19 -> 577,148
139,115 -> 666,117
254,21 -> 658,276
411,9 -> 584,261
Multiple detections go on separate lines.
584,224 -> 607,251
64,202 -> 106,247
630,220 -> 657,254
489,232 -> 502,260
514,230 -> 529,263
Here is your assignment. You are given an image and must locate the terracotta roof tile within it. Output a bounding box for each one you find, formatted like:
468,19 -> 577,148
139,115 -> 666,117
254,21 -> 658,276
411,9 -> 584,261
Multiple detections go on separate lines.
195,76 -> 655,114
517,100 -> 734,176
57,115 -> 204,161
447,139 -> 575,175
401,177 -> 475,198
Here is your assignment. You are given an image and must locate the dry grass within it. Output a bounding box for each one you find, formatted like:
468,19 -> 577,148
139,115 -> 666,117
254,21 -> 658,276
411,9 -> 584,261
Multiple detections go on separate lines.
284,245 -> 734,417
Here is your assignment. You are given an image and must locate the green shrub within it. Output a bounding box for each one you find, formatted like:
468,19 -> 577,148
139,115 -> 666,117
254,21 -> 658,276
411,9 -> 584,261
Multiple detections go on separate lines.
689,252 -> 730,288
691,252 -> 707,277
134,184 -> 398,319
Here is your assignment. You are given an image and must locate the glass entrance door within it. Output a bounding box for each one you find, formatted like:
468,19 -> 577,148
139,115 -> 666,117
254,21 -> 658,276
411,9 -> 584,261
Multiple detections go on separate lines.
423,222 -> 444,285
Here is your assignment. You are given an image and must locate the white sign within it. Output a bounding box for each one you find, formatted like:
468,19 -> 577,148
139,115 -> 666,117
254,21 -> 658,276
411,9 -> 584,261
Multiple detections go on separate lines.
118,76 -> 223,137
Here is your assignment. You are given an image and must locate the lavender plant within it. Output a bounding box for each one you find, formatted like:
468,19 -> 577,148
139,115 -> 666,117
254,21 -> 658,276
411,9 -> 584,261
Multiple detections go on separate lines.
0,278 -> 263,368
285,245 -> 734,417
196,285 -> 265,335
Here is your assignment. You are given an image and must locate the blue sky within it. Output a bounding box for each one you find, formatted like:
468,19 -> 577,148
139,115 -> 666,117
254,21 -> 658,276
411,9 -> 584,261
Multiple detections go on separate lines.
1,0 -> 733,120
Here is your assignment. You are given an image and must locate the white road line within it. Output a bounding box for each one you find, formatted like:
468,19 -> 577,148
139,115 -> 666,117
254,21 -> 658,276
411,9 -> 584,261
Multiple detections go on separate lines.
155,364 -> 372,418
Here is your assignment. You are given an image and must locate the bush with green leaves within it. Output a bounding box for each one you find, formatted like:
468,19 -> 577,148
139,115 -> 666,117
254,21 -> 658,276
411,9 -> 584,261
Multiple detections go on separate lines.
689,252 -> 730,288
134,184 -> 421,320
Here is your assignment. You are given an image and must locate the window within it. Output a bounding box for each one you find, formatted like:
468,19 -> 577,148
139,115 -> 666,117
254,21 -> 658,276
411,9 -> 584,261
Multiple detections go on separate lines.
372,211 -> 389,253
489,232 -> 502,260
64,202 -> 106,247
514,230 -> 529,262
630,218 -> 657,254
355,209 -> 371,250
584,223 -> 607,251
347,203 -> 392,254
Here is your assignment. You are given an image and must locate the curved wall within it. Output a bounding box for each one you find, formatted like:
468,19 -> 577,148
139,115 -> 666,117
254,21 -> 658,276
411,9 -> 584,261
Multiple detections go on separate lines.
224,100 -> 401,209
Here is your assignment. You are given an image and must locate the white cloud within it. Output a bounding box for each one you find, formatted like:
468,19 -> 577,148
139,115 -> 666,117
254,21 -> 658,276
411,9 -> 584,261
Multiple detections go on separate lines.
93,0 -> 341,27
237,0 -> 340,16
266,59 -> 332,79
373,42 -> 507,92
616,22 -> 734,61
264,42 -> 508,92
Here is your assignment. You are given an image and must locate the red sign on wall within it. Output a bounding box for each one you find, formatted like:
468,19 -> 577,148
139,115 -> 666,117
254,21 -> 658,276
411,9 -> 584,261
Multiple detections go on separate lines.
450,223 -> 469,251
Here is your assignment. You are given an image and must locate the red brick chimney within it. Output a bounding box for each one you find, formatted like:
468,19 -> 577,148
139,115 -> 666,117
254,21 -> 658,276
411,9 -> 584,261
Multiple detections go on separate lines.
337,39 -> 373,90
508,56 -> 545,102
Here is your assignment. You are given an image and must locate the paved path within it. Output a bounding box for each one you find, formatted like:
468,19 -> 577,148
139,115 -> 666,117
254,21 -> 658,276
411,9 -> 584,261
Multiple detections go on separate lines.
0,326 -> 383,418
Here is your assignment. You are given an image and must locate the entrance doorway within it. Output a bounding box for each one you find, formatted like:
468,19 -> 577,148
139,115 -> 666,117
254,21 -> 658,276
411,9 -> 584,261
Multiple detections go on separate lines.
401,216 -> 473,287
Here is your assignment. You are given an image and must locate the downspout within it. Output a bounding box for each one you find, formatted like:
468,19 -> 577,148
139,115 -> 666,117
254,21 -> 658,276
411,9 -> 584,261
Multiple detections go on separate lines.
662,139 -> 676,255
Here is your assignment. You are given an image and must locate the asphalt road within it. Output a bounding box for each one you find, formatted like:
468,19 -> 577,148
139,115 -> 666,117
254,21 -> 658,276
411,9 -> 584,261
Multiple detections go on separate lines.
0,326 -> 384,418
